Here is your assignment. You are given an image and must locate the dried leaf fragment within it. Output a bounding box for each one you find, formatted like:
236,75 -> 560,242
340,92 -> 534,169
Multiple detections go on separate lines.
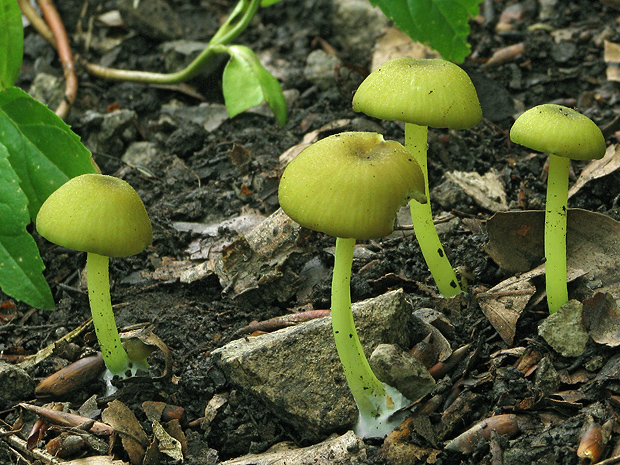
152,419 -> 183,461
101,400 -> 149,465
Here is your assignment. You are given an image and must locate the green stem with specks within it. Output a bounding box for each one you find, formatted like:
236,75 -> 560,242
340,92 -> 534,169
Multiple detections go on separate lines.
332,237 -> 387,417
405,123 -> 462,297
86,252 -> 132,376
545,155 -> 570,313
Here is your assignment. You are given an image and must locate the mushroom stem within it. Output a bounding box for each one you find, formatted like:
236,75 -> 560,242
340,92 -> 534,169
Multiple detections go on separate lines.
86,252 -> 131,376
331,237 -> 387,418
405,123 -> 462,297
544,155 -> 570,313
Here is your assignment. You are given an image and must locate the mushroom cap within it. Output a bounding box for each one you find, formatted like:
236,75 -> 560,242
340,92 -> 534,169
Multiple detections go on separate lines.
36,174 -> 152,257
352,57 -> 482,129
278,132 -> 425,240
510,104 -> 606,161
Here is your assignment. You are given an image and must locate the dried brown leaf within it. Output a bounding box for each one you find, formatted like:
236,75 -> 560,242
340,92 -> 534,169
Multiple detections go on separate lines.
568,145 -> 620,199
101,400 -> 148,465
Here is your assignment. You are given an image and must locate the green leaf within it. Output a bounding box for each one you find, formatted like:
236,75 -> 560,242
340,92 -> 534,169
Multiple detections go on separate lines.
222,45 -> 287,125
0,0 -> 24,89
0,142 -> 54,309
260,0 -> 284,6
369,0 -> 483,63
0,87 -> 96,218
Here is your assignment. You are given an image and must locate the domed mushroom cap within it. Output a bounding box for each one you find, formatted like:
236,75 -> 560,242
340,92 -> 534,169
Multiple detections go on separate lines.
278,132 -> 425,240
510,104 -> 606,161
36,174 -> 152,257
352,57 -> 482,130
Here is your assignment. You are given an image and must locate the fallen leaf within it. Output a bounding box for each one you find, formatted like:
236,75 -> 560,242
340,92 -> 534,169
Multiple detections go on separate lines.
582,292 -> 620,347
568,144 -> 620,199
445,169 -> 508,212
604,40 -> 620,82
477,270 -> 538,345
152,419 -> 184,461
370,27 -> 439,71
485,210 -> 620,301
278,119 -> 351,166
101,400 -> 149,465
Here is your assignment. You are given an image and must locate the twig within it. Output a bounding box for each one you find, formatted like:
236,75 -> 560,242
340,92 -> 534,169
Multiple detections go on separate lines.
17,0 -> 55,45
0,424 -> 65,464
37,0 -> 78,119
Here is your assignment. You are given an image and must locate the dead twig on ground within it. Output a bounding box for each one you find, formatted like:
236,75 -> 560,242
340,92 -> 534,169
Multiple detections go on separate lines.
37,0 -> 78,119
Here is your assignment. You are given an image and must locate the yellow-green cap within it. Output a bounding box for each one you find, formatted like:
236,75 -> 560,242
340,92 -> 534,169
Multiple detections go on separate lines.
278,132 -> 426,240
510,104 -> 606,161
36,174 -> 152,257
352,58 -> 482,129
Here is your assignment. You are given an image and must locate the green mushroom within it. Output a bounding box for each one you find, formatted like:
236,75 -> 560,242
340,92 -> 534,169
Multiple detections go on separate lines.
279,131 -> 426,437
510,104 -> 606,313
36,174 -> 153,379
352,57 -> 482,297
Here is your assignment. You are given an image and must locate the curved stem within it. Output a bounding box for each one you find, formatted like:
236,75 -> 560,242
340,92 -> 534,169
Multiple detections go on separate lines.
85,44 -> 229,84
545,155 -> 570,313
210,0 -> 261,46
405,123 -> 462,297
332,237 -> 386,417
84,0 -> 260,84
38,0 -> 77,119
86,253 -> 131,375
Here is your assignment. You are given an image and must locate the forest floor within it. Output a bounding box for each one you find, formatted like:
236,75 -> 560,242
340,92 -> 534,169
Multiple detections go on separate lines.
4,0 -> 620,464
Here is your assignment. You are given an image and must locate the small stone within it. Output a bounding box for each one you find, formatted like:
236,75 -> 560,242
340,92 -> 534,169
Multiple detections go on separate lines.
116,0 -> 183,40
0,362 -> 35,403
369,344 -> 435,402
303,50 -> 341,90
122,141 -> 161,170
534,356 -> 561,396
538,300 -> 589,357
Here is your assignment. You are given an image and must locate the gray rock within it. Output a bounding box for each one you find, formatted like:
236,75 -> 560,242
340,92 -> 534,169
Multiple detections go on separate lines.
0,362 -> 34,402
538,300 -> 589,357
121,141 -> 160,171
161,40 -> 208,72
369,344 -> 435,402
116,0 -> 183,41
534,356 -> 561,396
87,109 -> 138,159
160,102 -> 230,133
331,0 -> 390,61
28,73 -> 64,109
212,289 -> 412,441
303,50 -> 341,90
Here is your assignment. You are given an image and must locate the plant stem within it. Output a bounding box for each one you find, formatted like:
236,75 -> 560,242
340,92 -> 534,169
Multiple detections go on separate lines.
37,0 -> 77,119
545,155 -> 570,313
86,252 -> 131,376
405,123 -> 462,297
85,0 -> 260,84
210,0 -> 261,46
331,237 -> 386,417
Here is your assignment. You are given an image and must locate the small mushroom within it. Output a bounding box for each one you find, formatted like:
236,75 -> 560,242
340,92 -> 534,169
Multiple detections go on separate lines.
353,57 -> 482,297
36,174 -> 152,379
510,104 -> 605,313
279,131 -> 425,438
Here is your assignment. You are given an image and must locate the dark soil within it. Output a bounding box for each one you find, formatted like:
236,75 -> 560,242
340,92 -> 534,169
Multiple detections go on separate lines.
4,0 -> 620,464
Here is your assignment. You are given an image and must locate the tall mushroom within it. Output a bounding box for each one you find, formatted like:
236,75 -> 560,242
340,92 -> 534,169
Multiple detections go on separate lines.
279,131 -> 426,438
510,104 -> 605,313
352,57 -> 482,297
36,174 -> 153,378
